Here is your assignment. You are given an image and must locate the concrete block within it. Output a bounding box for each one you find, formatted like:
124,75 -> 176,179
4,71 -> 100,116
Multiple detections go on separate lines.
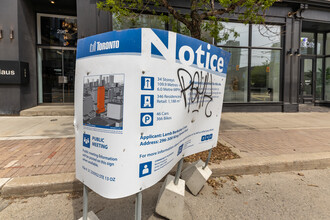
155,174 -> 185,220
181,160 -> 212,196
78,211 -> 99,220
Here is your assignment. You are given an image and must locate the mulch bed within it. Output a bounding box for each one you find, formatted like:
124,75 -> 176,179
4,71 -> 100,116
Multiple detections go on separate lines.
184,141 -> 240,164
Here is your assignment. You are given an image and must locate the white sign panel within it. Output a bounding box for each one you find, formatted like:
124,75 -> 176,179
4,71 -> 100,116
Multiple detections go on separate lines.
75,28 -> 231,199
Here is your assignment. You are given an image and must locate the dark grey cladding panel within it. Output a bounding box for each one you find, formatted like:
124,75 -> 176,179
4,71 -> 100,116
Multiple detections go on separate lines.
302,9 -> 330,22
77,0 -> 98,38
77,0 -> 113,38
97,8 -> 112,34
0,85 -> 21,115
283,18 -> 293,103
291,19 -> 301,104
0,0 -> 37,114
0,0 -> 19,61
18,0 -> 37,110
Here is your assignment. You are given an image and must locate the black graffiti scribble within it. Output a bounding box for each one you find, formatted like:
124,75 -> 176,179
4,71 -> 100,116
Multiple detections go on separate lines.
177,68 -> 213,117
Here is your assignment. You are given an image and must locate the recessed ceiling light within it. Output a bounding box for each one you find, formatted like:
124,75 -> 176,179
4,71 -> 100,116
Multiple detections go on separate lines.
50,0 -> 55,4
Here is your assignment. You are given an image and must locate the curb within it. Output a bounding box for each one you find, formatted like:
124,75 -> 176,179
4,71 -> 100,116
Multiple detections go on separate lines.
1,152 -> 330,198
0,173 -> 82,198
210,152 -> 330,177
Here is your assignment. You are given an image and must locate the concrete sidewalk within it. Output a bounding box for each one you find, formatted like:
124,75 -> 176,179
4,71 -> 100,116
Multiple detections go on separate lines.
1,112 -> 330,197
220,112 -> 330,157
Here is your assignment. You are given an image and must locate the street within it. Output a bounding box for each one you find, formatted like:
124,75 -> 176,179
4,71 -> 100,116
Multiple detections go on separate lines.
1,168 -> 329,220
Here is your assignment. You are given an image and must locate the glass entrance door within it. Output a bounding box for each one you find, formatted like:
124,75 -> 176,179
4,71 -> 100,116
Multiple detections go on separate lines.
37,13 -> 77,104
300,58 -> 315,103
40,48 -> 76,103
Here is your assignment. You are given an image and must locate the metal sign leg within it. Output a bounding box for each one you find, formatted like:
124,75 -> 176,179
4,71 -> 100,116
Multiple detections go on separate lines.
135,191 -> 142,220
83,184 -> 88,220
203,148 -> 213,169
174,158 -> 184,185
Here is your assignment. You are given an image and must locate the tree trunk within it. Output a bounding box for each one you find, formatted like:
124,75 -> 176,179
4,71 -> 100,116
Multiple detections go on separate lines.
190,23 -> 202,39
189,11 -> 202,40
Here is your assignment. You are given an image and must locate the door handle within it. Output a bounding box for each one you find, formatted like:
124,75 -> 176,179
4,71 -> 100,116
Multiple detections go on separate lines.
300,82 -> 304,94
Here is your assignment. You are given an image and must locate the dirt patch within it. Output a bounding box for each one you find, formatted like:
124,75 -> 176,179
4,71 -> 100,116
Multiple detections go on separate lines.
184,141 -> 240,164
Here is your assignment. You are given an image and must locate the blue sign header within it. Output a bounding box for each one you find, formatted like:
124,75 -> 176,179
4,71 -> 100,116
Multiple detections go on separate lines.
77,28 -> 231,75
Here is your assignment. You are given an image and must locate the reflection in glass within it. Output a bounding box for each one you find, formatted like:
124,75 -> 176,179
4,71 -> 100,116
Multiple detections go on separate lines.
63,50 -> 76,103
252,25 -> 281,48
316,58 -> 323,100
196,21 -> 214,44
327,33 -> 330,55
250,49 -> 280,102
113,14 -> 165,30
42,49 -> 62,103
217,22 -> 249,47
317,33 -> 324,55
40,16 -> 77,47
301,32 -> 315,55
303,59 -> 313,96
41,49 -> 76,103
176,20 -> 214,43
326,58 -> 330,101
222,48 -> 248,102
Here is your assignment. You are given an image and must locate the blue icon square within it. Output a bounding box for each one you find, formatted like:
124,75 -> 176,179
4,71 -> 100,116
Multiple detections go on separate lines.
177,144 -> 183,156
140,113 -> 153,127
83,133 -> 90,148
141,77 -> 154,90
141,95 -> 154,108
139,161 -> 152,178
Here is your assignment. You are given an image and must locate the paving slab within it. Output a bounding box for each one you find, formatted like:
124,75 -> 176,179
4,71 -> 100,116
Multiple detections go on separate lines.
0,138 -> 75,179
20,104 -> 74,116
219,112 -> 330,158
0,116 -> 74,140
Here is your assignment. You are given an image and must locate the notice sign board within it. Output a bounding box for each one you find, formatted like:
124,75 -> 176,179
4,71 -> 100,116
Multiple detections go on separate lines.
75,28 -> 230,199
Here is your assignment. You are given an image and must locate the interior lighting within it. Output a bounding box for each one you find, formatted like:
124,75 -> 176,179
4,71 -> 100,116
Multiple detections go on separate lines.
10,29 -> 14,39
50,0 -> 55,4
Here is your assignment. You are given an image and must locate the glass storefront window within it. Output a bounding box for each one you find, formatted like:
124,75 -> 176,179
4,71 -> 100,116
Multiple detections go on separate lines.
327,33 -> 330,55
252,25 -> 281,48
325,58 -> 330,101
40,16 -> 77,47
217,22 -> 249,47
317,33 -> 324,55
316,58 -> 323,100
250,49 -> 280,102
113,14 -> 165,30
223,48 -> 248,102
301,32 -> 315,55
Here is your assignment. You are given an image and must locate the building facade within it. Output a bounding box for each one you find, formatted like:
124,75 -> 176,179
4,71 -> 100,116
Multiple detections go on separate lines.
0,0 -> 330,114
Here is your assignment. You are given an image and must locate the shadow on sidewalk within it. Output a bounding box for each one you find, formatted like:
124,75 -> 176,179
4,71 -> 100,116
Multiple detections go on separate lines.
70,183 -> 165,220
